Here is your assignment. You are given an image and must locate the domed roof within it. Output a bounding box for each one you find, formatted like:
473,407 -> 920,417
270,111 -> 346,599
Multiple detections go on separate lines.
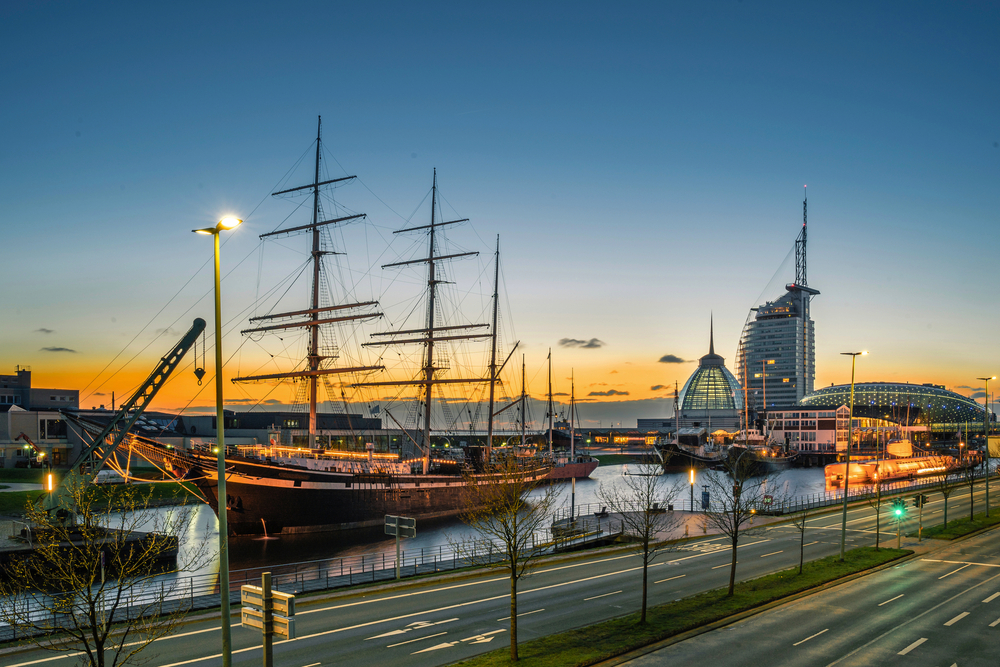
678,318 -> 744,412
799,382 -> 986,425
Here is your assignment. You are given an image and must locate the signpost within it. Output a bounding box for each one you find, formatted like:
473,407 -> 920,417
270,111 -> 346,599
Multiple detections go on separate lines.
241,572 -> 295,667
385,515 -> 416,580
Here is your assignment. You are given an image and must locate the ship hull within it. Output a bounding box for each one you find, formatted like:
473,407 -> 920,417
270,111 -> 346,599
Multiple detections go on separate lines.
543,458 -> 599,480
186,453 -> 550,536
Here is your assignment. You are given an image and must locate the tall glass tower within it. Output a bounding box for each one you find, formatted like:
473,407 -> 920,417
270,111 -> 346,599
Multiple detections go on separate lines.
737,190 -> 818,410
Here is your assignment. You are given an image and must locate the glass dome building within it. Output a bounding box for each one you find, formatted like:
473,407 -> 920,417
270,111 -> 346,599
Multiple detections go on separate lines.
799,382 -> 987,431
678,321 -> 744,430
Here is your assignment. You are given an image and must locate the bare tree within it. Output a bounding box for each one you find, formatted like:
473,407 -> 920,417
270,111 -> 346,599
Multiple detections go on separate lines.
597,462 -> 684,623
458,454 -> 557,661
788,505 -> 813,574
934,462 -> 962,528
701,449 -> 781,596
960,452 -> 981,520
860,464 -> 887,550
0,480 -> 206,667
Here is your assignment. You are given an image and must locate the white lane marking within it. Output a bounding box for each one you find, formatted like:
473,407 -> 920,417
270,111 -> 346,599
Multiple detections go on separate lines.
897,637 -> 927,655
803,541 -> 819,547
923,558 -> 1000,569
943,612 -> 969,626
585,590 -> 622,601
711,562 -> 735,570
655,575 -> 686,584
824,570 -> 1000,667
387,631 -> 448,648
939,564 -> 973,579
497,608 -> 545,621
878,594 -> 904,607
760,551 -> 784,558
463,629 -> 506,641
989,617 -> 1000,628
302,663 -> 321,667
793,628 -> 828,646
983,592 -> 1000,603
666,539 -> 771,565
366,617 -> 459,640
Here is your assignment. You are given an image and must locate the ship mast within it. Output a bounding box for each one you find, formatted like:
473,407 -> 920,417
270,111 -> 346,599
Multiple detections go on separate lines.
233,116 -> 385,445
547,348 -> 553,455
354,171 -> 498,474
520,354 -> 526,447
487,236 -> 500,460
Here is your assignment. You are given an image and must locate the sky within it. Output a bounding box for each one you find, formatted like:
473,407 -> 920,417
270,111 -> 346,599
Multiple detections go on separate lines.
2,1 -> 998,428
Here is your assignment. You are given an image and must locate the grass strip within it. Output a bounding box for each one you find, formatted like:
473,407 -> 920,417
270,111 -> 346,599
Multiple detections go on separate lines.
0,483 -> 198,516
915,508 -> 1000,540
454,546 -> 909,667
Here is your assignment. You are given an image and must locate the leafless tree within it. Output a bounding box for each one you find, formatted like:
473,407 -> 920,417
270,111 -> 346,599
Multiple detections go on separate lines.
860,463 -> 887,550
457,454 -> 557,661
960,452 -> 981,520
701,449 -> 781,596
934,462 -> 962,528
788,505 -> 813,574
597,462 -> 684,623
0,480 -> 207,667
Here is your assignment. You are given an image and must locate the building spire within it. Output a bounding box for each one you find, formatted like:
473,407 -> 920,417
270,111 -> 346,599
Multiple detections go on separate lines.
709,312 -> 715,355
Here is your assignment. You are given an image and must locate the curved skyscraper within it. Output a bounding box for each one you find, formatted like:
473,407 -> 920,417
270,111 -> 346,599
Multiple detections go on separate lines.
736,191 -> 819,410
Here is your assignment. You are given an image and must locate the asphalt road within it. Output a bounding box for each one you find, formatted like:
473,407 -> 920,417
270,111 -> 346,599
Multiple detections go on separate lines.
3,481 -> 998,667
624,518 -> 1000,666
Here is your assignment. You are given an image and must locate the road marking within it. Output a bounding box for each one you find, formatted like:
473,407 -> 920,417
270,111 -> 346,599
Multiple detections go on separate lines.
366,617 -> 459,640
711,562 -> 735,569
943,612 -> 969,626
760,551 -> 783,558
984,592 -> 1000,603
897,638 -> 927,655
792,628 -> 828,646
302,663 -> 321,667
655,575 -> 686,584
803,541 -> 819,547
387,631 -> 448,648
990,617 -> 1000,628
923,558 -> 1000,569
939,564 -> 973,579
824,570 -> 1000,667
666,539 -> 770,565
497,609 -> 545,621
878,594 -> 904,607
585,590 -> 622,601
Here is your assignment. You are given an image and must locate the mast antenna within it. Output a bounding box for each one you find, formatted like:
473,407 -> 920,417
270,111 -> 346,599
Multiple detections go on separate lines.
795,185 -> 808,286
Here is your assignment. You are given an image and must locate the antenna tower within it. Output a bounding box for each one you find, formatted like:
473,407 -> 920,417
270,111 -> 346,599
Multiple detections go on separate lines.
795,186 -> 807,286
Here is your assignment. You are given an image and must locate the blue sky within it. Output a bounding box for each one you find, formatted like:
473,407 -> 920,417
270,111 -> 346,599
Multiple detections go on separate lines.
2,2 -> 997,425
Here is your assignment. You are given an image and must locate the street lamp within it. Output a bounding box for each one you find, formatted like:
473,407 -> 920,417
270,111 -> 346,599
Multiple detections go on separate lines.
839,350 -> 867,561
193,215 -> 242,667
977,375 -> 995,517
689,468 -> 695,511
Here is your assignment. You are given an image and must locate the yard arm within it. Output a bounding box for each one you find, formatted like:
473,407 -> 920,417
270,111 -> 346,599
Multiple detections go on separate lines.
45,318 -> 206,524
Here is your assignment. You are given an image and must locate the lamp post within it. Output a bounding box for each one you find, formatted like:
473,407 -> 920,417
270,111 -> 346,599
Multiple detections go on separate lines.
839,351 -> 867,561
689,468 -> 695,511
977,375 -> 995,517
194,215 -> 242,667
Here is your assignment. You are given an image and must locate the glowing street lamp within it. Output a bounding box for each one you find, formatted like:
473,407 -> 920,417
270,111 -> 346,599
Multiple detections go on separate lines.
977,375 -> 995,517
689,468 -> 695,510
192,215 -> 242,667
839,350 -> 867,561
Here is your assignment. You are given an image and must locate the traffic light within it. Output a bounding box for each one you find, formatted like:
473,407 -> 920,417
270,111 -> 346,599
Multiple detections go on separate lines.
892,499 -> 906,518
913,495 -> 921,508
921,494 -> 929,506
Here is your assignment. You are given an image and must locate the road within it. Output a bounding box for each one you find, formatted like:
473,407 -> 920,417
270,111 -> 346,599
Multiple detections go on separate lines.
3,481 -> 997,667
624,517 -> 1000,666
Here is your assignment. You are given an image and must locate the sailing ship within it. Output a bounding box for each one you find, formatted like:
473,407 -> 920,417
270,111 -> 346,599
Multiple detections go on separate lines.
542,364 -> 599,479
144,118 -> 549,535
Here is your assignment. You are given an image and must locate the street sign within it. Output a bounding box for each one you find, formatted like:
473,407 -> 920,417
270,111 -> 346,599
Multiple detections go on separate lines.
762,495 -> 774,505
241,572 -> 296,667
385,515 -> 417,538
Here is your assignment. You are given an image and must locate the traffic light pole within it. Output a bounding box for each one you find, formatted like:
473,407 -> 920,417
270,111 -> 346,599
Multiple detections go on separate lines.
918,497 -> 923,541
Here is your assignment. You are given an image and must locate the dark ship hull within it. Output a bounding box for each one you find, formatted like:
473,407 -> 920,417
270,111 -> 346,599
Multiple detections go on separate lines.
180,451 -> 549,535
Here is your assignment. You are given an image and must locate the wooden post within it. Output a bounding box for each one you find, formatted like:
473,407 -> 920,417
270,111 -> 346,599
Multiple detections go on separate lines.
262,572 -> 273,667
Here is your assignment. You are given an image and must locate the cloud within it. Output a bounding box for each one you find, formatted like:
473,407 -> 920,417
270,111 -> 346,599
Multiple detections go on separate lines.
650,385 -> 666,391
34,328 -> 54,334
588,389 -> 630,397
610,370 -> 618,374
956,385 -> 978,390
658,354 -> 686,364
559,338 -> 605,349
552,392 -> 569,396
154,327 -> 180,337
40,347 -> 76,353
93,392 -> 107,396
971,391 -> 987,399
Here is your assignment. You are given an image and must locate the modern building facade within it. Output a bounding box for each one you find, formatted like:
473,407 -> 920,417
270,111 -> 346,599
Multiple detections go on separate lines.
0,367 -> 79,411
737,282 -> 818,410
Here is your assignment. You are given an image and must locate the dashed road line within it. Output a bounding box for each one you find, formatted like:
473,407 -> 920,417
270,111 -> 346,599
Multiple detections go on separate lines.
793,628 -> 828,646
585,590 -> 622,601
943,612 -> 969,626
897,638 -> 927,655
984,592 -> 1000,603
878,594 -> 904,607
655,574 -> 686,584
387,632 -> 448,648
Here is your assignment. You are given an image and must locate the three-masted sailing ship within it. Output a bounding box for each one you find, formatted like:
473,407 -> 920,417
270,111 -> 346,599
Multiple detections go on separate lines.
175,118 -> 549,535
